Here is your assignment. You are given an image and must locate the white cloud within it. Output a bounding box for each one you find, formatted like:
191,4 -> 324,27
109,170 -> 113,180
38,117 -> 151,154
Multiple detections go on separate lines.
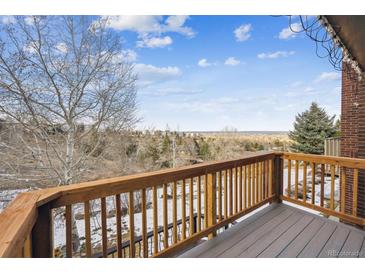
134,63 -> 182,87
120,49 -> 138,62
104,15 -> 162,33
1,16 -> 15,24
167,97 -> 239,113
143,87 -> 203,96
55,42 -> 68,53
198,58 -> 214,68
164,15 -> 195,38
23,42 -> 37,54
234,24 -> 252,42
111,49 -> 138,64
315,72 -> 341,82
278,23 -> 302,40
224,57 -> 240,66
104,15 -> 195,37
257,51 -> 295,59
24,16 -> 34,25
137,35 -> 173,48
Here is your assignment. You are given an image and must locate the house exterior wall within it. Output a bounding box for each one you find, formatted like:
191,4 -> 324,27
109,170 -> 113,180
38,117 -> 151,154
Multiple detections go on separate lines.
341,64 -> 365,218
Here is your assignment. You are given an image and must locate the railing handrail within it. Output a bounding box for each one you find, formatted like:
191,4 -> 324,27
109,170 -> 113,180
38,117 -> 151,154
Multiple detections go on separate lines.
282,152 -> 365,169
0,192 -> 39,257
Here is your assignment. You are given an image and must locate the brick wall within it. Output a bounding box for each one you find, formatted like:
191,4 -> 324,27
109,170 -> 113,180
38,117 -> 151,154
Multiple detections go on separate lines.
341,64 -> 365,218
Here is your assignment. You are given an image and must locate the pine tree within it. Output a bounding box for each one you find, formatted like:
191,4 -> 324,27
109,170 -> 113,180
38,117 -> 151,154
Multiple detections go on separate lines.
289,102 -> 337,154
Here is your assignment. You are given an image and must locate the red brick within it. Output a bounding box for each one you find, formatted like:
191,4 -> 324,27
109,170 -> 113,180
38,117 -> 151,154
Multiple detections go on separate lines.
341,64 -> 365,218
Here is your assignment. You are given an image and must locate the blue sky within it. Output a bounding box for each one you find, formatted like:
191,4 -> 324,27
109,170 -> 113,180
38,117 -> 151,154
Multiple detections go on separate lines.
112,15 -> 341,131
2,15 -> 341,131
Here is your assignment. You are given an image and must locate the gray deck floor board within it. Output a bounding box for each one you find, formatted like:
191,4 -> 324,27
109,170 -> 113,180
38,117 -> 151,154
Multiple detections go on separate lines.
191,204 -> 287,258
218,209 -> 293,257
338,231 -> 364,258
258,215 -> 314,258
358,237 -> 365,258
179,203 -> 365,258
318,226 -> 350,257
238,213 -> 304,257
277,218 -> 324,257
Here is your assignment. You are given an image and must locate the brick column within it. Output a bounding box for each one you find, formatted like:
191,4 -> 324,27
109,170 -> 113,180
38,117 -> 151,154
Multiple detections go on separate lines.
341,64 -> 365,218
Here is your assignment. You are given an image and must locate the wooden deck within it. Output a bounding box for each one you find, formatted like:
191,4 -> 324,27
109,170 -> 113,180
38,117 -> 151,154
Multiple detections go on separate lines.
180,203 -> 365,258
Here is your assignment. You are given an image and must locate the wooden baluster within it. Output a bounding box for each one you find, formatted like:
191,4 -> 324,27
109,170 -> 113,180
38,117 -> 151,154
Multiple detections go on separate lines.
23,234 -> 32,258
234,167 -> 238,214
265,160 -> 270,199
252,164 -> 256,205
141,189 -> 148,257
239,166 -> 243,211
163,184 -> 168,248
218,171 -> 222,221
256,162 -> 259,203
207,172 -> 217,239
189,178 -> 194,236
341,167 -> 346,213
269,160 -> 273,197
173,181 -> 178,243
248,165 -> 252,207
294,160 -> 299,200
204,176 -> 208,228
330,165 -> 335,210
261,161 -> 269,200
303,162 -> 307,203
261,162 -> 264,201
224,170 -> 228,219
101,197 -> 108,258
128,192 -> 135,258
243,165 -> 247,209
182,179 -> 187,239
353,169 -> 359,216
65,205 -> 72,258
255,163 -> 259,203
84,201 -> 92,257
320,164 -> 325,207
229,169 -> 233,216
115,194 -> 122,258
258,162 -> 262,202
197,177 -> 201,232
152,186 -> 158,254
259,162 -> 263,201
311,163 -> 316,205
287,160 -> 291,198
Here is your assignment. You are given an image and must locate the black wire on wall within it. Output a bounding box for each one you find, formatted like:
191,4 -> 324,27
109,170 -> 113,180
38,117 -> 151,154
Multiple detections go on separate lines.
278,15 -> 363,81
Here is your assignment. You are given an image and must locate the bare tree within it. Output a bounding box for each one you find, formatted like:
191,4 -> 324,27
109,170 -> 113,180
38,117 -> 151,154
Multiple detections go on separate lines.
0,16 -> 138,186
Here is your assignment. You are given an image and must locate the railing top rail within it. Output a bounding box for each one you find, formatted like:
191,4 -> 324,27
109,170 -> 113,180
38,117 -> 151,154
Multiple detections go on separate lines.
0,192 -> 39,257
282,152 -> 365,169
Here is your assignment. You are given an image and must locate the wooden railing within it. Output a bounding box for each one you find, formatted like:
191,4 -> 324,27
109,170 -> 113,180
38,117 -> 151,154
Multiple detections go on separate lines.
280,152 -> 365,226
0,151 -> 364,258
0,152 -> 278,258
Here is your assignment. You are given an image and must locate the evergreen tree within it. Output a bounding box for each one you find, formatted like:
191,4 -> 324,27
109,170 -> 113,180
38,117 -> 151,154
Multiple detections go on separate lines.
289,102 -> 337,154
334,117 -> 341,137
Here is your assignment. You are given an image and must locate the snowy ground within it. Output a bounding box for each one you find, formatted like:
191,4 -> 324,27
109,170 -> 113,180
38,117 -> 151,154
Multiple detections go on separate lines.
0,188 -> 35,213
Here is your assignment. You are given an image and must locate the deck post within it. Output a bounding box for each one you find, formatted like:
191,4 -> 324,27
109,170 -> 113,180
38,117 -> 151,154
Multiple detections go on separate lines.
207,172 -> 217,239
31,203 -> 53,257
272,153 -> 283,203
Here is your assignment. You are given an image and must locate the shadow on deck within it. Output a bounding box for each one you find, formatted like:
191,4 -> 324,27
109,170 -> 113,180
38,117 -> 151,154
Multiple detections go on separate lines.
180,203 -> 365,258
